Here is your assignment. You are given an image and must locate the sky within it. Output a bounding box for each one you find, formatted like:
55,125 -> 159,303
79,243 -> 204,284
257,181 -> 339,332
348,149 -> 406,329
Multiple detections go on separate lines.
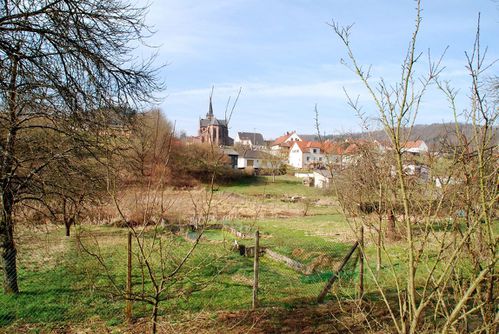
138,0 -> 498,139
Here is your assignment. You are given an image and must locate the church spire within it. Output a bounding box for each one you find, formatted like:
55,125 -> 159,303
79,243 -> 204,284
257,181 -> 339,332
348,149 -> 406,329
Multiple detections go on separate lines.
207,96 -> 214,118
207,86 -> 214,119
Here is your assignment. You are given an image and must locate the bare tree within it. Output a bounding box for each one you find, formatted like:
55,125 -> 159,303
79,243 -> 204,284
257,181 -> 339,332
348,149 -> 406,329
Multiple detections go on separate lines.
126,109 -> 174,179
262,148 -> 287,183
330,2 -> 496,333
77,90 -> 241,333
0,0 -> 162,294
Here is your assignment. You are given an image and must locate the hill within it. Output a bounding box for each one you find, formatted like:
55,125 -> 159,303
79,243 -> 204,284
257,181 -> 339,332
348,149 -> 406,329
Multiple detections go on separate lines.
322,123 -> 498,150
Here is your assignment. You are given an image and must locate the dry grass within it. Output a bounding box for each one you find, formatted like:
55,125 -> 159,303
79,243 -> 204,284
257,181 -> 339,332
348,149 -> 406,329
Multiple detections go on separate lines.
0,301 -> 394,334
85,186 -> 331,228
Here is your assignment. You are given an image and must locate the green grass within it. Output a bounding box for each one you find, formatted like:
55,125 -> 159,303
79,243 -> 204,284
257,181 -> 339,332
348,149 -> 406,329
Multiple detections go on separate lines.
226,214 -> 352,263
219,175 -> 322,198
0,222 -> 352,330
2,175 -> 483,331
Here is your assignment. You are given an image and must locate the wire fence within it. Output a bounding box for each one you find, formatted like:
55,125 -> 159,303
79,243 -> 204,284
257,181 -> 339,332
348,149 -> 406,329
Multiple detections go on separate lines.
0,216 -> 362,332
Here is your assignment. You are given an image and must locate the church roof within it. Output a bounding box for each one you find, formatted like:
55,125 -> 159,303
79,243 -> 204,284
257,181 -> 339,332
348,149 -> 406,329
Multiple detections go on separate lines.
200,117 -> 228,127
200,95 -> 228,127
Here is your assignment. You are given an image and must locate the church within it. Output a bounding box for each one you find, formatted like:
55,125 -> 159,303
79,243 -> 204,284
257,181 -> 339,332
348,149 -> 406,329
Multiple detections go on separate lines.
198,97 -> 233,146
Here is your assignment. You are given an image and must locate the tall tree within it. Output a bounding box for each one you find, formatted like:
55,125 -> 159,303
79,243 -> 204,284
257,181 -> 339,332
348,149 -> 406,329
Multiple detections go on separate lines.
0,0 -> 161,294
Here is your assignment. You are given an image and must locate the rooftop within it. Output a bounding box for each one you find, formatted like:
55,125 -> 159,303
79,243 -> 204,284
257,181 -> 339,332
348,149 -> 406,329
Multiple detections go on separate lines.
238,132 -> 265,146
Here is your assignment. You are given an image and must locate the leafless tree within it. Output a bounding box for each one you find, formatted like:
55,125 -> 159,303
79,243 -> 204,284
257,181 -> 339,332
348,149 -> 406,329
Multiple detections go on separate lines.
77,90 -> 241,333
125,109 -> 174,179
0,0 -> 162,294
330,2 -> 496,333
262,148 -> 287,183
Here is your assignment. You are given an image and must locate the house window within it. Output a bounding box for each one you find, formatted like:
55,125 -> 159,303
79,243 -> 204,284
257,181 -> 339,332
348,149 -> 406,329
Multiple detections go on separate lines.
247,160 -> 254,167
306,157 -> 310,162
319,157 -> 322,161
313,149 -> 317,153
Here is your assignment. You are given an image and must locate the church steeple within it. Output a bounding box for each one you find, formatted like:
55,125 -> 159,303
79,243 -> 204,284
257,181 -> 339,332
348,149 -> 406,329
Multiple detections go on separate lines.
207,96 -> 214,119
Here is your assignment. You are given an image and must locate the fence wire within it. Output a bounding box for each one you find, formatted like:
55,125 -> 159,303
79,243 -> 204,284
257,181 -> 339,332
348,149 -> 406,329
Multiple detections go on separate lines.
0,207 -> 361,332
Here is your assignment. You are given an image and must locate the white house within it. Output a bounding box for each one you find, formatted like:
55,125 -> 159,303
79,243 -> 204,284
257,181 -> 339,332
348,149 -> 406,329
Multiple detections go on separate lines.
234,132 -> 265,149
288,141 -> 325,169
402,140 -> 428,155
237,150 -> 272,169
270,131 -> 303,151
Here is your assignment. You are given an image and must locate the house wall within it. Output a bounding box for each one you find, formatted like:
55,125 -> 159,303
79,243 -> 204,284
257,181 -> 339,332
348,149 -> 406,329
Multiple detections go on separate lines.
324,154 -> 343,166
289,145 -> 325,169
237,156 -> 248,168
312,172 -> 332,188
234,134 -> 247,145
294,172 -> 314,178
288,145 -> 304,168
286,133 -> 302,142
237,157 -> 268,169
303,149 -> 324,165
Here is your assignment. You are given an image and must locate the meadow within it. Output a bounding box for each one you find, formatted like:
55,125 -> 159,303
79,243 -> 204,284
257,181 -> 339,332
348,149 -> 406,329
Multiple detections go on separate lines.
0,175 -> 456,333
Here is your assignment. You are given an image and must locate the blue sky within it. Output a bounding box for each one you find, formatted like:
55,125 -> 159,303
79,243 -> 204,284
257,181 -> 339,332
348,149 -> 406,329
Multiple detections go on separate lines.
140,0 -> 498,139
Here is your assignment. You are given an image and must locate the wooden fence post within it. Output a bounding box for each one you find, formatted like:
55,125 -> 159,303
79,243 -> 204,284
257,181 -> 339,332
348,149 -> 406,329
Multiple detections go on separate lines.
318,241 -> 359,303
252,230 -> 260,309
125,231 -> 132,323
358,225 -> 364,299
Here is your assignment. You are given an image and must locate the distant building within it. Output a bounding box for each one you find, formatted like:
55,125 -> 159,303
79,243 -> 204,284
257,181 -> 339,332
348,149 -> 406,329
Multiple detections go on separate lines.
221,147 -> 239,169
234,132 -> 265,148
313,169 -> 333,188
401,140 -> 428,155
237,149 -> 272,169
199,97 -> 233,146
288,141 -> 325,168
270,131 -> 303,151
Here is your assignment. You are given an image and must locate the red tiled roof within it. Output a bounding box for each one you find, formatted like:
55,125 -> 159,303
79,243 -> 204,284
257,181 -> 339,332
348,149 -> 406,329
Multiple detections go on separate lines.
322,141 -> 344,155
403,140 -> 425,149
293,140 -> 326,152
271,131 -> 295,146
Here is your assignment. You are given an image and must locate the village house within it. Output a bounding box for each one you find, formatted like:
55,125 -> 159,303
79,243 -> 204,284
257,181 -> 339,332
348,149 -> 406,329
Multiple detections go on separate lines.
389,161 -> 430,182
237,149 -> 273,169
401,140 -> 428,155
270,131 -> 303,151
288,141 -> 326,168
221,147 -> 239,169
234,132 -> 265,149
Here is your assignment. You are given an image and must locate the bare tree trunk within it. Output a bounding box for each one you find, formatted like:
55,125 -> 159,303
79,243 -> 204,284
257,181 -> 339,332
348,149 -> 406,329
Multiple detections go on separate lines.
387,210 -> 397,241
65,222 -> 71,237
377,183 -> 383,272
64,215 -> 74,237
151,298 -> 159,334
377,214 -> 382,273
1,54 -> 19,294
1,192 -> 19,294
125,231 -> 133,323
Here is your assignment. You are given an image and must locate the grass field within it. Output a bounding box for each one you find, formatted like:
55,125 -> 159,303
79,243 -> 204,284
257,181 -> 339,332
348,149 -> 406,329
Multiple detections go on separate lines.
0,175 -> 457,333
0,226 -> 355,331
218,175 -> 322,198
